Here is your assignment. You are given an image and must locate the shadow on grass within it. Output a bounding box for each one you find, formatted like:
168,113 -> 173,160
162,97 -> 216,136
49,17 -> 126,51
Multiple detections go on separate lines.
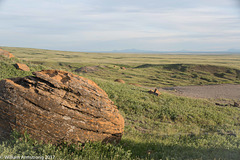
135,64 -> 189,72
120,138 -> 240,160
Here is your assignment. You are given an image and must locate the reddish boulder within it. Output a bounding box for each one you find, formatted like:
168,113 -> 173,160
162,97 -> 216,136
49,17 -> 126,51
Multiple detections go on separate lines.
148,88 -> 161,96
0,70 -> 124,144
114,79 -> 125,84
0,49 -> 14,58
120,67 -> 126,70
15,63 -> 30,71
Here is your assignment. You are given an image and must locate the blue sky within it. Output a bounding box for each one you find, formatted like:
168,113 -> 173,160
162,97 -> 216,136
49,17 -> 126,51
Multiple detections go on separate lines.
0,0 -> 240,52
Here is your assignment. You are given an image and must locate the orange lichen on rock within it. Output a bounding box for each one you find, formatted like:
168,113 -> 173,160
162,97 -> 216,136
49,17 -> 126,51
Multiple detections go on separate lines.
0,70 -> 124,144
15,63 -> 30,71
148,88 -> 161,96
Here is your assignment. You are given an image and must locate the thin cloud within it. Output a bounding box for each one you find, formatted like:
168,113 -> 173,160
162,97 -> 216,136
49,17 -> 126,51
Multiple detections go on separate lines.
0,0 -> 239,51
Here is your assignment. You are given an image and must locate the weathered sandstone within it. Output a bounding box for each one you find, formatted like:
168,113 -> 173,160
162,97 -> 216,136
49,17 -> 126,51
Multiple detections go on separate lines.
0,70 -> 124,144
148,88 -> 161,96
15,63 -> 30,71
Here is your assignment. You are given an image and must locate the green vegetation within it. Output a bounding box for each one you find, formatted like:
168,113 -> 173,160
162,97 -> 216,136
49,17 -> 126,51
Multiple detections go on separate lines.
2,46 -> 240,69
0,131 -> 131,160
0,47 -> 240,159
0,55 -> 48,80
96,79 -> 240,159
74,63 -> 240,87
2,46 -> 240,87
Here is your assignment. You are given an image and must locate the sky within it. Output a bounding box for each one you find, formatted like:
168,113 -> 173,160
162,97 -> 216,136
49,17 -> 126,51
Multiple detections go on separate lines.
0,0 -> 240,52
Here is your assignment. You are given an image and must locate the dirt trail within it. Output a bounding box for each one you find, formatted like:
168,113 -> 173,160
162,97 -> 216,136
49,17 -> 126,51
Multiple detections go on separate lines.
157,84 -> 240,100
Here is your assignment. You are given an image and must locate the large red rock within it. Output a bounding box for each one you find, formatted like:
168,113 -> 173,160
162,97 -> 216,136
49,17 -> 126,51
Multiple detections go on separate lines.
0,70 -> 124,144
0,49 -> 14,58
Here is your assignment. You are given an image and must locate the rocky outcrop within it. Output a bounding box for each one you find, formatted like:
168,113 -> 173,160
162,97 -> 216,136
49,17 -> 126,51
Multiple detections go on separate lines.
0,70 -> 124,144
15,63 -> 30,71
0,49 -> 14,58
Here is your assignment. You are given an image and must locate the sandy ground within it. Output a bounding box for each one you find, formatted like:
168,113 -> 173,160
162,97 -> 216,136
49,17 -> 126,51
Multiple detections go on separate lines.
158,84 -> 240,100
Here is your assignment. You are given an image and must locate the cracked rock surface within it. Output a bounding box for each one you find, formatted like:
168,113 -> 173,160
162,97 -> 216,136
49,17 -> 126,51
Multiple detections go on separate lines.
0,70 -> 124,144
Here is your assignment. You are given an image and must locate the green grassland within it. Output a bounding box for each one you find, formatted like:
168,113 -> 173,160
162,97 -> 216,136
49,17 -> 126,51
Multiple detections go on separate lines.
2,46 -> 240,69
2,46 -> 240,87
0,47 -> 240,160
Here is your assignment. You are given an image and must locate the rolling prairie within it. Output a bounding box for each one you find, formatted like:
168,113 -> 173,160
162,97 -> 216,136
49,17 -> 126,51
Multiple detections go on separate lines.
0,47 -> 240,160
2,46 -> 240,69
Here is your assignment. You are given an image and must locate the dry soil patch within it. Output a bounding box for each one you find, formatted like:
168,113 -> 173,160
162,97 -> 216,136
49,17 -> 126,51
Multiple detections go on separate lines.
160,84 -> 240,100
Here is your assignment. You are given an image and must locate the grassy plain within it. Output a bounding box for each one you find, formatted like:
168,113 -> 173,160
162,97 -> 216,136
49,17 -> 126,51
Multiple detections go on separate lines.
0,47 -> 240,159
2,46 -> 240,68
2,46 -> 240,87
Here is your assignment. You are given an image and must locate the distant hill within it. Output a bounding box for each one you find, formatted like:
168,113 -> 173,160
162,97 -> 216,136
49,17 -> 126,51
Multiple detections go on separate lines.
109,49 -> 158,53
227,48 -> 240,53
100,48 -> 240,54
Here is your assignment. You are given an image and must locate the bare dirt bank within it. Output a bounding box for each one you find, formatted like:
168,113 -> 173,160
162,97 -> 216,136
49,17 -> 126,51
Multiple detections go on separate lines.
159,84 -> 240,100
